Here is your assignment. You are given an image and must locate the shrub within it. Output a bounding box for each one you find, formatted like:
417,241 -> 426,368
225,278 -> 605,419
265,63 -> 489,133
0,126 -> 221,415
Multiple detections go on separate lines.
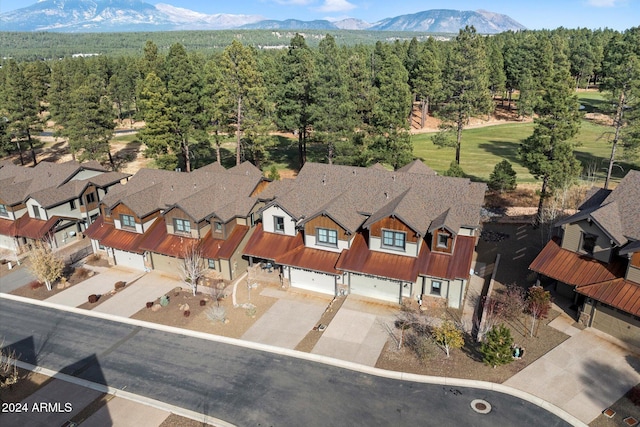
114,281 -> 126,291
88,294 -> 99,304
30,281 -> 43,290
146,302 -> 154,309
488,160 -> 517,193
431,320 -> 464,357
74,268 -> 90,281
206,306 -> 227,323
442,161 -> 465,177
267,165 -> 281,181
200,299 -> 207,307
481,324 -> 514,368
183,310 -> 191,318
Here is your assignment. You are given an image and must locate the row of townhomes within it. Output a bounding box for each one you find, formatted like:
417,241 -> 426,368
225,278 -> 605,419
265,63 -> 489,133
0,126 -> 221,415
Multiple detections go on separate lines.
84,161 -> 267,281
245,160 -> 486,308
530,170 -> 640,347
81,159 -> 485,308
0,159 -> 129,254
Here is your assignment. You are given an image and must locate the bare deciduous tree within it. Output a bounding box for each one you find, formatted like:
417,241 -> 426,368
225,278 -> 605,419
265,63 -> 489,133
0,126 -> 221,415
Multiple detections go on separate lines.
526,285 -> 552,337
179,241 -> 207,296
28,239 -> 64,291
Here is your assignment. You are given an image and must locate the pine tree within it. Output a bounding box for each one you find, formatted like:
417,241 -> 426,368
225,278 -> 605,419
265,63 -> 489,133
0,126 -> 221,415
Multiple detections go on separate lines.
488,160 -> 517,193
410,39 -> 443,128
434,26 -> 493,165
138,72 -> 176,170
276,34 -> 317,169
520,35 -> 582,226
481,324 -> 514,368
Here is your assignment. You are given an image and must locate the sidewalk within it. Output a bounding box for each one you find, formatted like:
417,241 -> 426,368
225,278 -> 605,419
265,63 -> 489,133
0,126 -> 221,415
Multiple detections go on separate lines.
504,325 -> 640,424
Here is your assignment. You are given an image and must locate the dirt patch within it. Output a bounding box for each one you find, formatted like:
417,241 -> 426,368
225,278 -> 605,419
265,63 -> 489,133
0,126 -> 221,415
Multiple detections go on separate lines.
10,267 -> 97,301
375,309 -> 569,383
590,384 -> 640,427
160,413 -> 211,427
0,368 -> 52,403
130,281 -> 278,339
585,112 -> 614,126
295,295 -> 346,353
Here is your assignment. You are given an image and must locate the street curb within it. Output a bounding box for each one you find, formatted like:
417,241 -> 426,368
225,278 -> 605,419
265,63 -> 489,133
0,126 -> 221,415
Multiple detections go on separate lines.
9,359 -> 235,427
0,292 -> 586,427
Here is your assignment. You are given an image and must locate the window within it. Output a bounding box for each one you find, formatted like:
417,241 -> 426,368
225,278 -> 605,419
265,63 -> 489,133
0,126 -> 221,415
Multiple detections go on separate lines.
382,229 -> 406,250
174,218 -> 191,234
120,214 -> 135,228
437,233 -> 449,248
33,205 -> 41,219
104,207 -> 111,217
0,204 -> 7,217
581,233 -> 597,254
208,259 -> 216,270
431,280 -> 442,296
274,216 -> 285,233
214,222 -> 223,233
86,192 -> 96,204
98,242 -> 105,250
69,200 -> 76,210
317,228 -> 338,247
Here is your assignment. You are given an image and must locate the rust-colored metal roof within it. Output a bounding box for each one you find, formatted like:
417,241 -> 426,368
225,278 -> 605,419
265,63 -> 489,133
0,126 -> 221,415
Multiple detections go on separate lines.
16,216 -> 61,240
416,235 -> 475,281
0,217 -> 17,237
577,278 -> 640,316
335,234 -> 418,282
201,225 -> 250,260
278,246 -> 341,274
85,215 -> 147,254
138,219 -> 197,258
529,239 -> 626,287
243,223 -> 304,261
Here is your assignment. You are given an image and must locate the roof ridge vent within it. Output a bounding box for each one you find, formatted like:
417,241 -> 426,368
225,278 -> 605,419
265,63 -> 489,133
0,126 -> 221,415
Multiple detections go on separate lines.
322,173 -> 326,185
171,185 -> 174,191
384,191 -> 389,199
392,174 -> 396,181
353,169 -> 357,175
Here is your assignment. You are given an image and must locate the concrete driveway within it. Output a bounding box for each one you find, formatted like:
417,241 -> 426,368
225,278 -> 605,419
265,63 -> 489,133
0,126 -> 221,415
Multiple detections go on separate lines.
45,267 -> 143,307
241,297 -> 327,349
81,397 -> 170,427
312,297 -> 394,366
92,271 -> 181,318
504,328 -> 640,424
0,265 -> 36,293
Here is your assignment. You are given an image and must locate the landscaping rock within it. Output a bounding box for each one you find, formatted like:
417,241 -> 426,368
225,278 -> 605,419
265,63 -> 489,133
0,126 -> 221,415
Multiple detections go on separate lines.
57,283 -> 65,290
151,304 -> 162,312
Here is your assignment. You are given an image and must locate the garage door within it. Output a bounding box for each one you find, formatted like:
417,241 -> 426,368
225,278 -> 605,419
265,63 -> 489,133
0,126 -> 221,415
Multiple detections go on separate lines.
290,267 -> 336,296
152,253 -> 181,277
593,304 -> 640,347
113,249 -> 145,270
350,274 -> 401,303
0,234 -> 16,251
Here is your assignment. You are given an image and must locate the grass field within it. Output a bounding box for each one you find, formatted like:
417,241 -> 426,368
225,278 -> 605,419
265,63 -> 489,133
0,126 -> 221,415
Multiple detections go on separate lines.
412,91 -> 637,185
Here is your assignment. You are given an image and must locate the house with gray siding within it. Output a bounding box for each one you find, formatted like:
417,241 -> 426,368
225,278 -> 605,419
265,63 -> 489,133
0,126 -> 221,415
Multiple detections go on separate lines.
530,170 -> 640,347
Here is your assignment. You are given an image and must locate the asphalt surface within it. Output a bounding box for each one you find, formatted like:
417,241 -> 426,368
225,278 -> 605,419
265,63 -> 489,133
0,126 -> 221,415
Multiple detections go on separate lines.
0,299 -> 572,427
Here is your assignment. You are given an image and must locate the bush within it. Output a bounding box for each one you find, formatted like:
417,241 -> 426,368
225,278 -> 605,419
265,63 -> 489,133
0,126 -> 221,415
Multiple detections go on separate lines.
88,294 -> 99,304
74,268 -> 91,281
183,310 -> 191,318
200,299 -> 207,307
114,281 -> 126,291
488,160 -> 517,193
160,295 -> 170,306
442,161 -> 465,177
30,281 -> 43,290
206,306 -> 227,323
146,301 -> 154,309
481,324 -> 514,368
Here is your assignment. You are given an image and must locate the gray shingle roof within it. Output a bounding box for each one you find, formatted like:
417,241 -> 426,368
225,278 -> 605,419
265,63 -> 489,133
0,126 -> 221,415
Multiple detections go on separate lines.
0,160 -> 110,206
103,161 -> 265,221
267,162 -> 486,236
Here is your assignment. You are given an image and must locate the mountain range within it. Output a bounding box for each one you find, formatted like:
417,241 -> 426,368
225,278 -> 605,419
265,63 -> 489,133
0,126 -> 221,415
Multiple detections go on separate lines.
0,0 -> 526,33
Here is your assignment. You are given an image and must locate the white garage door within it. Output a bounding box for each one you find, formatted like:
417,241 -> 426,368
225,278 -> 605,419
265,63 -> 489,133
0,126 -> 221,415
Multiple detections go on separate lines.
0,234 -> 17,251
290,267 -> 336,296
350,274 -> 401,303
113,249 -> 145,270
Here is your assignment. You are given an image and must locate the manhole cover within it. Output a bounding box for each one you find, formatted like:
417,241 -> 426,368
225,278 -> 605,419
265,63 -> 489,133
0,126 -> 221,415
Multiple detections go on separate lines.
470,399 -> 492,414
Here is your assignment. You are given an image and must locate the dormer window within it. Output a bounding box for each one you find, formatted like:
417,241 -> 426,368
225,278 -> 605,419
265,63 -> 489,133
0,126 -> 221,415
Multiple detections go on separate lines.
317,228 -> 338,247
0,204 -> 8,217
437,233 -> 449,248
121,214 -> 135,229
214,221 -> 223,233
174,218 -> 191,234
382,229 -> 406,251
33,205 -> 41,219
581,233 -> 597,255
274,216 -> 285,233
86,193 -> 96,204
69,200 -> 76,210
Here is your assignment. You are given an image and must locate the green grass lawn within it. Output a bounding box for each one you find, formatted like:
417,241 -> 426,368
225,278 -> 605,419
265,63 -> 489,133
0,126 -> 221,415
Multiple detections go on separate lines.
412,117 -> 637,185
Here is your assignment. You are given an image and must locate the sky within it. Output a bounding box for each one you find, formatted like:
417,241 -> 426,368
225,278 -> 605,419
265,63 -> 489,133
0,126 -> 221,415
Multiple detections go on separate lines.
0,0 -> 638,31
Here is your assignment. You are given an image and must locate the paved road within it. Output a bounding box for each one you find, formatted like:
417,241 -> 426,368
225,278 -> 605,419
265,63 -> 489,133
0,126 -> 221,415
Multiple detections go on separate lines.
0,299 -> 571,427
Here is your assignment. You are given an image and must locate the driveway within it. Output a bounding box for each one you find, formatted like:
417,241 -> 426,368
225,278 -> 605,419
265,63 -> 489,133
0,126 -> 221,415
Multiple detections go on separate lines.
312,296 -> 394,366
45,267 -> 143,308
0,265 -> 36,293
81,397 -> 170,427
504,327 -> 640,424
92,271 -> 181,318
241,297 -> 327,349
